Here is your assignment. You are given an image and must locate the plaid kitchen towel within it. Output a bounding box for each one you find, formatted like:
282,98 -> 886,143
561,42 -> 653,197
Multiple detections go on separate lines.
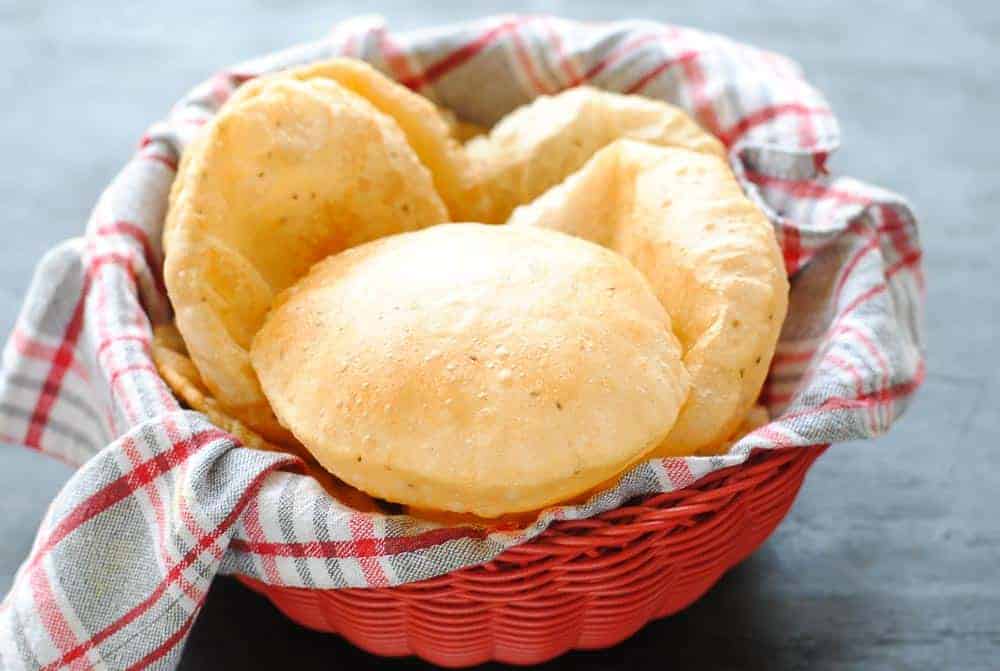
0,15 -> 923,669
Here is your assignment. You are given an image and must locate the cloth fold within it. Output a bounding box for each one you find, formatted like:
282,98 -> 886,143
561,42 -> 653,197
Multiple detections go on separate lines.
0,15 -> 923,669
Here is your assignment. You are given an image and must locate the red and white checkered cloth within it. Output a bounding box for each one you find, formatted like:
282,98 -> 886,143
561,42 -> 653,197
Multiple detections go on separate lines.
0,15 -> 923,669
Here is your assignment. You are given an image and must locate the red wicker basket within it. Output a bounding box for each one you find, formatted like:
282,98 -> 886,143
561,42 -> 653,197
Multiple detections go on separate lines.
238,444 -> 826,667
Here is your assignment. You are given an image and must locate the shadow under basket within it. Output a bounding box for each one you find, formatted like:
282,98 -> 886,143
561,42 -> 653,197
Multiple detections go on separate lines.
239,444 -> 826,667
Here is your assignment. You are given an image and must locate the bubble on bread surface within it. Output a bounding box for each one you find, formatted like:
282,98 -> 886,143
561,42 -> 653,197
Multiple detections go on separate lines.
508,140 -> 788,457
250,224 -> 690,518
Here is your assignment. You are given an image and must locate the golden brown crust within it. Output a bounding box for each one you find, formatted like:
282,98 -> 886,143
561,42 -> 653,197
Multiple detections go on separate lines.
509,141 -> 788,456
250,224 -> 690,517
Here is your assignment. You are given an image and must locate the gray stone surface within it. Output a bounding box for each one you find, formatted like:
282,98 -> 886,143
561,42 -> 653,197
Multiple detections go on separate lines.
0,1 -> 996,669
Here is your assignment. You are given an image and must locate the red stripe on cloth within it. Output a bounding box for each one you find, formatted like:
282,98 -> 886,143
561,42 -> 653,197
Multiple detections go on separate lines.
401,18 -> 521,89
745,171 -> 873,206
795,94 -> 833,174
28,560 -> 79,661
349,515 -> 389,586
22,242 -> 174,445
40,457 -> 294,671
573,32 -> 658,86
542,17 -> 582,85
770,263 -> 920,407
109,365 -> 161,427
141,152 -> 178,172
885,249 -> 923,278
510,22 -> 549,94
837,282 -> 887,322
23,273 -> 93,448
624,50 -> 698,94
11,328 -> 89,381
119,434 -> 202,604
768,359 -> 925,415
178,494 -> 224,567
91,251 -> 127,434
26,428 -> 227,576
782,226 -> 803,275
375,25 -> 420,86
833,237 -> 879,300
94,221 -> 164,295
679,51 -> 722,137
797,99 -> 818,149
813,150 -> 830,174
91,251 -> 140,283
124,607 -> 199,671
95,334 -> 152,363
824,351 -> 873,429
825,353 -> 865,397
718,103 -> 833,147
135,135 -> 179,169
824,354 -> 876,436
229,524 -> 490,559
242,495 -> 282,584
841,322 -> 893,428
838,325 -> 889,385
879,207 -> 923,288
664,458 -> 694,489
879,205 -> 915,254
176,494 -> 222,602
109,363 -> 159,389
94,245 -> 176,427
754,423 -> 801,449
160,415 -> 214,600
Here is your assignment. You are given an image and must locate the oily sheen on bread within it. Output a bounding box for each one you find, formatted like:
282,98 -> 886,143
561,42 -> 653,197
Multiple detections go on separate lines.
250,224 -> 690,517
509,140 -> 789,456
164,72 -> 449,443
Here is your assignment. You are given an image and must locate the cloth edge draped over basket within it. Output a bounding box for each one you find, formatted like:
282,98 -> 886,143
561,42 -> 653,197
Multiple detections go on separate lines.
0,15 -> 923,670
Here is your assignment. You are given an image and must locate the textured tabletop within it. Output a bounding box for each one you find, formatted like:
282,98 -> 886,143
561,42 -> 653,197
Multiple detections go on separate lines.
1,1 -> 997,669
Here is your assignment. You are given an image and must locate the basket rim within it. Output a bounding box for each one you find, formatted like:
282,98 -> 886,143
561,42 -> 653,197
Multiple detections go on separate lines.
236,444 -> 827,590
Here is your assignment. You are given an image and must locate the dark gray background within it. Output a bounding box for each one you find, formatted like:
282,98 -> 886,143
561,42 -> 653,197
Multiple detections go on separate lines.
1,1 -> 996,669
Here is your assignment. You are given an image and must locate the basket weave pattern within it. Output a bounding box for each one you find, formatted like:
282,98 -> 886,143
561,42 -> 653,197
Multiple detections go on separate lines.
240,445 -> 826,666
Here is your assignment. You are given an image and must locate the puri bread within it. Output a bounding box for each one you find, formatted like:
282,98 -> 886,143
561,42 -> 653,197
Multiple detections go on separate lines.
229,59 -> 483,220
250,224 -> 690,517
150,324 -> 385,512
465,86 -> 725,223
508,140 -> 788,456
164,75 -> 448,442
152,324 -> 306,456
